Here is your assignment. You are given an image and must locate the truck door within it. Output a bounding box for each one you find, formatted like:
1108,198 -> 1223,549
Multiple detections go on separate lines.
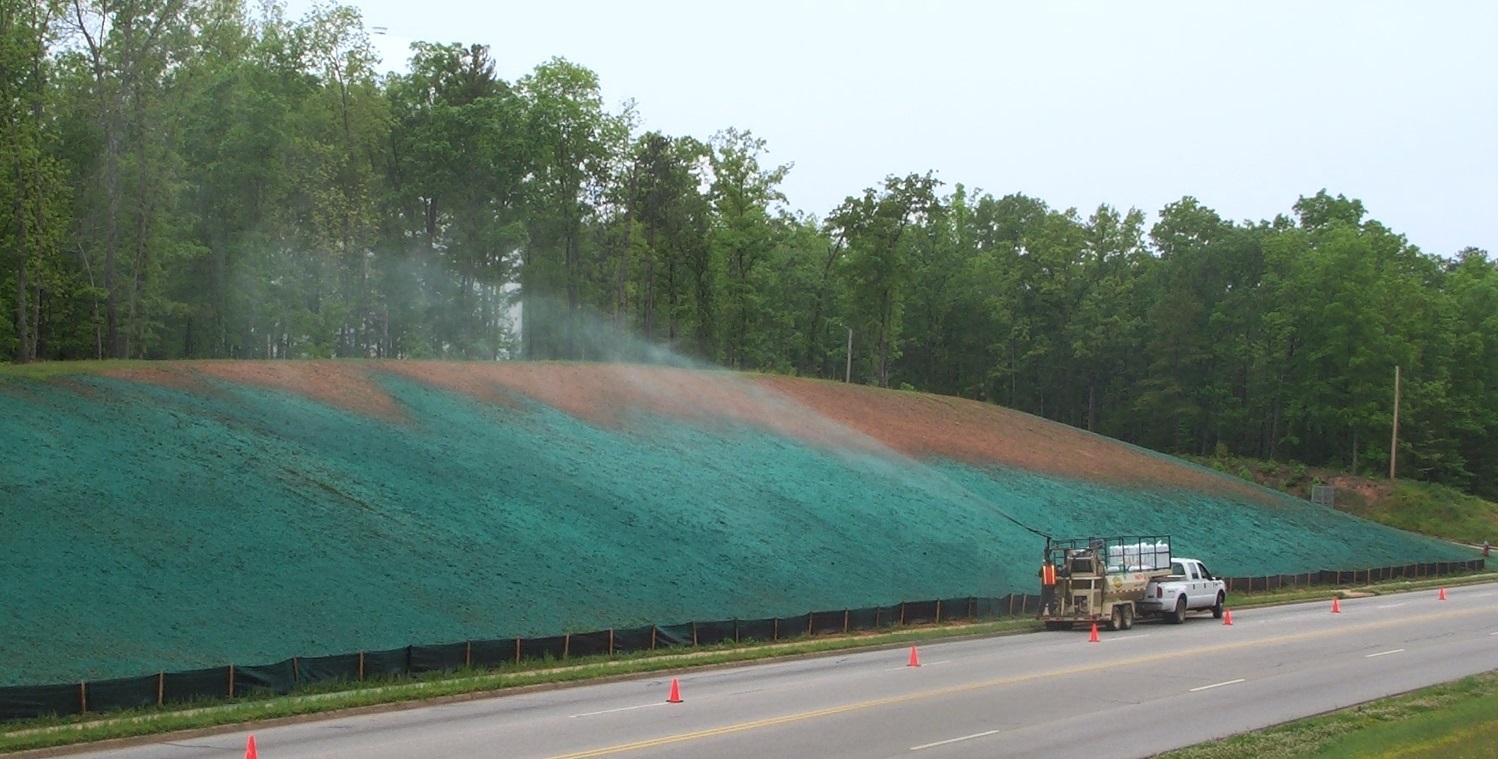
1185,561 -> 1202,606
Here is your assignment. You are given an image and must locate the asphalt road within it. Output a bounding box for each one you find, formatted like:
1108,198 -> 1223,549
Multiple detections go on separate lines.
70,583 -> 1498,759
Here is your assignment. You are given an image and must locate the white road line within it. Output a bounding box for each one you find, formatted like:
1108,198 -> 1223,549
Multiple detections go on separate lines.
885,661 -> 949,671
1366,649 -> 1405,658
1489,631 -> 1498,636
570,702 -> 667,718
1375,603 -> 1407,609
1189,678 -> 1246,692
911,729 -> 1000,751
1471,592 -> 1494,598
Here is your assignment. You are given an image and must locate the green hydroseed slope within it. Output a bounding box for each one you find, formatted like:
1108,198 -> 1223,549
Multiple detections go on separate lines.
0,367 -> 1470,686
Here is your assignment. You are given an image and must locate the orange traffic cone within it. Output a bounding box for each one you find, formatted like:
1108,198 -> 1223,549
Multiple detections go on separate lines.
245,735 -> 258,759
1223,609 -> 1233,626
1088,623 -> 1100,643
1438,587 -> 1447,601
666,678 -> 682,704
907,646 -> 921,667
1331,597 -> 1341,614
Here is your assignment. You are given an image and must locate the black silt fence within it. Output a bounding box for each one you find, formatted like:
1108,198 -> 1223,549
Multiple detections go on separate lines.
694,620 -> 738,646
163,666 -> 231,703
298,653 -> 361,684
410,643 -> 469,676
361,648 -> 410,680
85,674 -> 159,713
611,625 -> 656,654
0,558 -> 1482,723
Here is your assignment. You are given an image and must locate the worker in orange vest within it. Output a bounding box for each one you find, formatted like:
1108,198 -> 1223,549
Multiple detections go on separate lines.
1040,560 -> 1058,614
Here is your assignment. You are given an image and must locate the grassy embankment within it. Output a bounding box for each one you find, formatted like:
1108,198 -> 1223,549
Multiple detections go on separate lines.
1187,454 -> 1498,547
0,572 -> 1490,755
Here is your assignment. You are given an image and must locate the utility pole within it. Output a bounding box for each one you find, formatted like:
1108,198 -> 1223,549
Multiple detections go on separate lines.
1390,365 -> 1400,480
845,327 -> 853,383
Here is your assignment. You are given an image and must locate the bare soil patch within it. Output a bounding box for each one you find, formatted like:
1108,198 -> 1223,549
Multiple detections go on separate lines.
97,360 -> 1267,499
108,361 -> 406,421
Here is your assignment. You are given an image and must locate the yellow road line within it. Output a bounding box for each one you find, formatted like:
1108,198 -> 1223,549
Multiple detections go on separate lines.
544,605 -> 1495,759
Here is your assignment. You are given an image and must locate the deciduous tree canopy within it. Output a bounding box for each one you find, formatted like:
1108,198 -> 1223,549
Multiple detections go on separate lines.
2,0 -> 1494,497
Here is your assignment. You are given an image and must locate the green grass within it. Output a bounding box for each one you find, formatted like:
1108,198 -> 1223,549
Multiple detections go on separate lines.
1187,454 -> 1498,547
1367,481 -> 1498,547
1157,670 -> 1498,759
3,574 -> 1490,755
1319,691 -> 1498,759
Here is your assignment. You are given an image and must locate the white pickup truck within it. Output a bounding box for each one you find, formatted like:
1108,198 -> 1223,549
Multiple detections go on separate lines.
1038,536 -> 1226,630
1136,558 -> 1227,624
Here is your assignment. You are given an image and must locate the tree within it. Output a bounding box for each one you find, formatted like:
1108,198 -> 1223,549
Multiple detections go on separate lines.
63,0 -> 192,358
517,57 -> 625,360
384,41 -> 527,358
708,128 -> 787,369
828,172 -> 939,387
0,0 -> 69,363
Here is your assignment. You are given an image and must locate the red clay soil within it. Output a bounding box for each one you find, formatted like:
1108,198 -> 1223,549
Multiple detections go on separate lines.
756,375 -> 1267,500
103,366 -> 216,395
1324,474 -> 1394,505
109,361 -> 408,421
103,360 -> 1265,499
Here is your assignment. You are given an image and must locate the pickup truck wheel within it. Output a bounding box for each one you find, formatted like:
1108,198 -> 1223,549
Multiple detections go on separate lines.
1170,596 -> 1187,624
1212,592 -> 1225,619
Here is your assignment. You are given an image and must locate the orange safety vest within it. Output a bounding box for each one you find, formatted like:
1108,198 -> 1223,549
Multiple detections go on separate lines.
1041,563 -> 1057,586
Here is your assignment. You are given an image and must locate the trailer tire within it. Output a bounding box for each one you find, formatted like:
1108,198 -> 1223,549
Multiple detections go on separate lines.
1212,592 -> 1225,619
1170,596 -> 1187,624
1121,604 -> 1134,630
1108,606 -> 1124,632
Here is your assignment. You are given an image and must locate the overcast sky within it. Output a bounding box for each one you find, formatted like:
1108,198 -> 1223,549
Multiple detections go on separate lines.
288,1 -> 1495,257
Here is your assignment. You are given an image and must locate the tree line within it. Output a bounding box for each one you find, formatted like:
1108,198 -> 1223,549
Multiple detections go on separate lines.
2,0 -> 1495,497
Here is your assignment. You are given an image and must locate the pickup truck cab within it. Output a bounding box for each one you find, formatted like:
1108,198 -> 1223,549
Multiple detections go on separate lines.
1137,558 -> 1226,623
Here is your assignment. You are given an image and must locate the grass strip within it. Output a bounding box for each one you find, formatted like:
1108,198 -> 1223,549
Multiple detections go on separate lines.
1156,670 -> 1498,759
3,573 -> 1491,755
